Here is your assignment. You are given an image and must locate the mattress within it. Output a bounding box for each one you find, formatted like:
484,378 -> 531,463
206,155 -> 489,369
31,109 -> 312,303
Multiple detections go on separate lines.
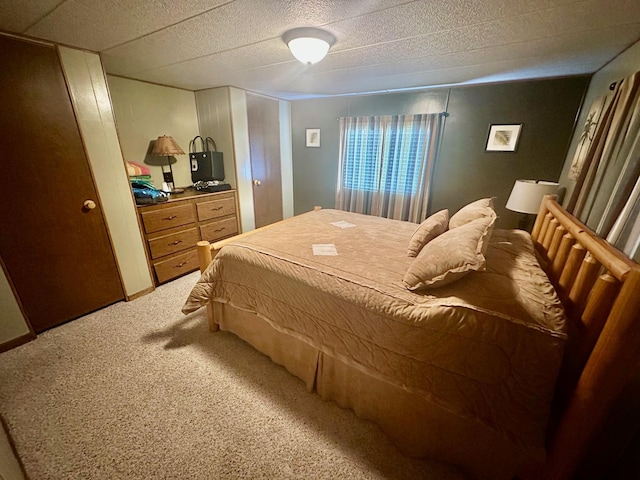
183,209 -> 567,456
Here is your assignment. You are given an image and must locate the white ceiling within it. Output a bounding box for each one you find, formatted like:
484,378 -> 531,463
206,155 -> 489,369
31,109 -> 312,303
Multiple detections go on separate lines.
1,0 -> 639,100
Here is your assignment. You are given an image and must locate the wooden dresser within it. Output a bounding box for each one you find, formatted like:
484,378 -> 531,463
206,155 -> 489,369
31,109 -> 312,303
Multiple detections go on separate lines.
137,189 -> 240,285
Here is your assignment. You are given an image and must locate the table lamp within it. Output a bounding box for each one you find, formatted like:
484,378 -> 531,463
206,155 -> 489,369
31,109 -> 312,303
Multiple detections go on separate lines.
506,179 -> 559,231
151,135 -> 185,193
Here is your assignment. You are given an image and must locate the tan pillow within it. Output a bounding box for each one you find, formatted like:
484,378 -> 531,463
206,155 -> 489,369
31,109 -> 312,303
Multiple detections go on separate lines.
407,209 -> 449,257
449,197 -> 495,229
403,212 -> 496,290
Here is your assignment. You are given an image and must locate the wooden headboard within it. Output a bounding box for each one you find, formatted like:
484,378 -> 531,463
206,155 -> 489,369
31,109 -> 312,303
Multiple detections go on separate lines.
531,195 -> 640,479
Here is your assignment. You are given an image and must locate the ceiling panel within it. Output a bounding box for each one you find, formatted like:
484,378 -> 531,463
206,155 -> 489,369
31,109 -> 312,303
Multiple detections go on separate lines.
1,0 -> 639,99
24,0 -> 230,51
102,0 -> 408,74
0,0 -> 63,32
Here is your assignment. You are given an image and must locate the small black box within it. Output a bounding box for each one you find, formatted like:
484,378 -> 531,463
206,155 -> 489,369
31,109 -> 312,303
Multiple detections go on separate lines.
190,151 -> 225,182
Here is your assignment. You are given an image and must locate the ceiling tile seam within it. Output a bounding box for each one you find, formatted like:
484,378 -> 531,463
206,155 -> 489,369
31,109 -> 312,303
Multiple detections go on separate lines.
22,0 -> 68,33
319,4 -> 629,57
120,20 -> 636,80
592,37 -> 640,76
306,25 -> 640,76
108,0 -> 611,75
102,0 -> 418,57
106,37 -> 301,75
310,0 -> 585,44
103,0 -> 487,68
304,22 -> 640,65
308,0 -> 419,30
100,0 -> 236,51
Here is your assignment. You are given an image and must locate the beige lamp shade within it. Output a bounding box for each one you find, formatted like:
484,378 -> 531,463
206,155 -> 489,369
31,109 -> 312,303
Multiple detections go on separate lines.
149,135 -> 186,193
506,180 -> 559,214
151,135 -> 185,156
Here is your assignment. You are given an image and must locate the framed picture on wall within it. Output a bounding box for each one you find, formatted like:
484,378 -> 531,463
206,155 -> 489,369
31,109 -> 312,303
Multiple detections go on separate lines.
486,124 -> 522,152
306,128 -> 321,147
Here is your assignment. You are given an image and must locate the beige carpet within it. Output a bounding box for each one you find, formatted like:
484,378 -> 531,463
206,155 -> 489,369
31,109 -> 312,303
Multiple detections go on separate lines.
0,272 -> 469,480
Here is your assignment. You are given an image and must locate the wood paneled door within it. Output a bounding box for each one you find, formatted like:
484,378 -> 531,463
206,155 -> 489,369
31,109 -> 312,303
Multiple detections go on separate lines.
246,92 -> 283,228
0,35 -> 124,333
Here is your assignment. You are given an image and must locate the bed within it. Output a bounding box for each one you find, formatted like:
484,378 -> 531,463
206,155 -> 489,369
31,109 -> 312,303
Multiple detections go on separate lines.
182,196 -> 640,480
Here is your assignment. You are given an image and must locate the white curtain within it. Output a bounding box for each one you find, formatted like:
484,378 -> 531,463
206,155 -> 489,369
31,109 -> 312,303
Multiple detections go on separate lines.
335,113 -> 445,223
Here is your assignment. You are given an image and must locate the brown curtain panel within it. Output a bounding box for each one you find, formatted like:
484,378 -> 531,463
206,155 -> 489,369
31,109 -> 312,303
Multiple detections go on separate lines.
567,70 -> 640,260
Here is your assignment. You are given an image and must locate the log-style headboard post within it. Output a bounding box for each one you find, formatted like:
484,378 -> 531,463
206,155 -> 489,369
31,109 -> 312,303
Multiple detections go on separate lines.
546,268 -> 640,479
197,240 -> 213,273
530,195 -> 640,479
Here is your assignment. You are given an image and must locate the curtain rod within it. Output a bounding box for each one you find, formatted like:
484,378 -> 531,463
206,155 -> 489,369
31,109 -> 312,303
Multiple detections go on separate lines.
336,112 -> 449,120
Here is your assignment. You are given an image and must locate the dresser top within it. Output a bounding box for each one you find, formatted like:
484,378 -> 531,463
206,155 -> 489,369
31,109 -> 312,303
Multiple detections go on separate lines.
136,187 -> 236,208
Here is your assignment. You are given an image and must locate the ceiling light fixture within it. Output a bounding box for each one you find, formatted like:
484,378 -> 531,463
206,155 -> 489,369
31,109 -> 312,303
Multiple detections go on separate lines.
282,27 -> 336,65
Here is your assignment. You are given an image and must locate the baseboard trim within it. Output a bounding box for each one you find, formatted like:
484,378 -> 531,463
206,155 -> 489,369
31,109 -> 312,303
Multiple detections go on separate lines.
126,285 -> 155,301
0,332 -> 35,353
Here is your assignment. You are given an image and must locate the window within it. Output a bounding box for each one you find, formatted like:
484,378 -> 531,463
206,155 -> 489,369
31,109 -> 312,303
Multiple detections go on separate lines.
336,113 -> 444,222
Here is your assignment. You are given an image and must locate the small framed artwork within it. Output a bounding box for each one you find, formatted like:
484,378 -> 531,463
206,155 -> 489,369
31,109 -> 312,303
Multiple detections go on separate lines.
306,128 -> 321,148
486,124 -> 522,152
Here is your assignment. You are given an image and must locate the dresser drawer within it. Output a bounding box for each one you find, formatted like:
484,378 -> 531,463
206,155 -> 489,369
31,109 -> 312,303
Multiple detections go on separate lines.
138,189 -> 239,286
148,227 -> 199,260
153,249 -> 199,284
196,197 -> 236,222
141,204 -> 196,234
200,217 -> 239,243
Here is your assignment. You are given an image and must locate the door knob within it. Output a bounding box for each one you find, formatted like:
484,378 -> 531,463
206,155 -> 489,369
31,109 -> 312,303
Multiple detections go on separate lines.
83,200 -> 97,210
253,179 -> 261,186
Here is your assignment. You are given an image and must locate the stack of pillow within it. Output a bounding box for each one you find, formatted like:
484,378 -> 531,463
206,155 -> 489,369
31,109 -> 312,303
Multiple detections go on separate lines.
403,198 -> 497,290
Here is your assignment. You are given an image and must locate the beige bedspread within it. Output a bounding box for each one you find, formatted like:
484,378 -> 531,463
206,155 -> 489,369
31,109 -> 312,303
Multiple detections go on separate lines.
183,209 -> 567,456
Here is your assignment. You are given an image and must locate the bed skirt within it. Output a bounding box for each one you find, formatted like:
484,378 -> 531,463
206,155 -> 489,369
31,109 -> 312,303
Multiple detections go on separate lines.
215,301 -> 540,479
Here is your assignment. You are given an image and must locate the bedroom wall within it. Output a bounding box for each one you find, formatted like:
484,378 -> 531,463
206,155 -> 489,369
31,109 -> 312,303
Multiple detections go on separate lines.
0,269 -> 30,348
432,76 -> 589,228
195,87 -> 238,189
290,77 -> 590,228
290,91 -> 448,214
107,76 -> 199,191
558,38 -> 640,204
0,417 -> 23,480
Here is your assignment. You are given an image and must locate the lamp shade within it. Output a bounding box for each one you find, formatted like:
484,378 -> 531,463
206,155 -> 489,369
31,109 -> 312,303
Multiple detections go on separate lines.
283,27 -> 336,64
506,180 -> 559,214
151,135 -> 185,156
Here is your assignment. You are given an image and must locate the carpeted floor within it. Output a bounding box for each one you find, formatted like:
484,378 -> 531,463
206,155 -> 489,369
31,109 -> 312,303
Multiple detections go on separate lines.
0,272 -> 469,479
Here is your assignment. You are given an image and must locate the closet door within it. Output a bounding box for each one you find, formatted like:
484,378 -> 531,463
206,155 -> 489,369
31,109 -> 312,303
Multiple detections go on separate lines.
0,35 -> 124,333
246,92 -> 283,228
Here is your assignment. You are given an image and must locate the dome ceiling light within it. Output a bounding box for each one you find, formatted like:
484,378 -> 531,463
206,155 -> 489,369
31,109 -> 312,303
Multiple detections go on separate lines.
282,27 -> 336,65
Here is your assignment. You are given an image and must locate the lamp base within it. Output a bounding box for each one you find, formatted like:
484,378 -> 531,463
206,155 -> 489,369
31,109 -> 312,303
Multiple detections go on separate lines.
518,214 -> 536,232
171,188 -> 185,194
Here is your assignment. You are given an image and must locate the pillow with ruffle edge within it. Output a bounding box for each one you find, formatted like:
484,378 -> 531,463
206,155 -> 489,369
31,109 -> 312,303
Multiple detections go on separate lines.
407,209 -> 449,257
403,212 -> 497,290
449,197 -> 496,229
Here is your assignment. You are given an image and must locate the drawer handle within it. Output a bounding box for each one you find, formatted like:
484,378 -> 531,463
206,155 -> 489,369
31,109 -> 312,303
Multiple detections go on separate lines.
169,240 -> 183,246
164,215 -> 178,220
210,206 -> 223,211
173,261 -> 189,268
213,227 -> 226,233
